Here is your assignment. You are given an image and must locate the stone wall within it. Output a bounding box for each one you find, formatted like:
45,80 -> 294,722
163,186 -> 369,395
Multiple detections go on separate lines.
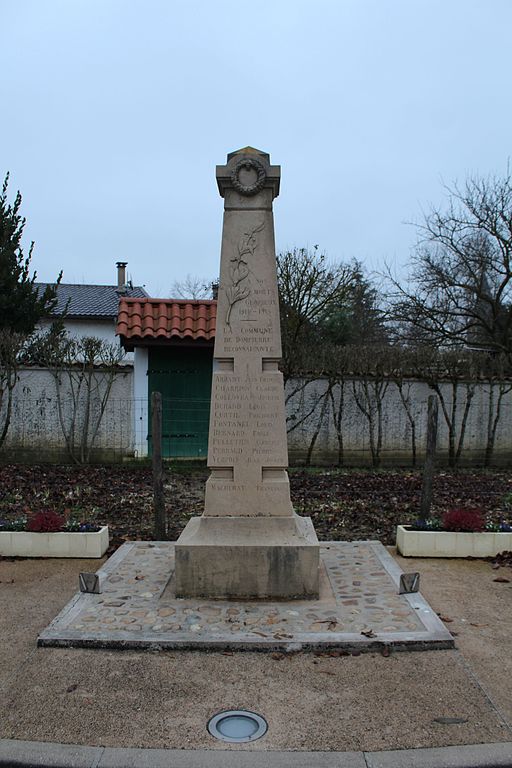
3,368 -> 512,466
285,376 -> 512,466
1,366 -> 135,462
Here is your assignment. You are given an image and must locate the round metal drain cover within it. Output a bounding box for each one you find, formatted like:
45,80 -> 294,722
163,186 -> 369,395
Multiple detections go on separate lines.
207,710 -> 268,743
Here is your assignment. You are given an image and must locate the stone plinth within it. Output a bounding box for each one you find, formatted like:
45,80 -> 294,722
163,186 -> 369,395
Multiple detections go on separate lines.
175,516 -> 319,599
175,147 -> 319,599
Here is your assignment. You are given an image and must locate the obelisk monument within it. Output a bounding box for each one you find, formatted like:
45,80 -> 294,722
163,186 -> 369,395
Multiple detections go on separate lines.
175,147 -> 319,599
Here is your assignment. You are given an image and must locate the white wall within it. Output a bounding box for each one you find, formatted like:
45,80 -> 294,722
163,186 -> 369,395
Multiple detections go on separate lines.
133,347 -> 149,457
38,318 -> 133,361
3,366 -> 134,461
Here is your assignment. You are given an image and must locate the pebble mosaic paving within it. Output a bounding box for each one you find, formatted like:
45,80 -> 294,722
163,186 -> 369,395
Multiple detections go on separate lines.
38,541 -> 453,652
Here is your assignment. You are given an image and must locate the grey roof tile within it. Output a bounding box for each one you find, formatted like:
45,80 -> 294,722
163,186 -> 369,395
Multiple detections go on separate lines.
34,283 -> 149,318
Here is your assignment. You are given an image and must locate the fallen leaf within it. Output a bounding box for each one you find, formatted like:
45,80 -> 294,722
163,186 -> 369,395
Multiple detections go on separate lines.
493,577 -> 510,583
361,628 -> 376,638
271,652 -> 285,661
66,684 -> 78,693
439,616 -> 454,623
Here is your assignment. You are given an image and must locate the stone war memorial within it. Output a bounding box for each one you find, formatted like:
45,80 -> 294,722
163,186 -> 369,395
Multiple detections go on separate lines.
39,148 -> 453,653
175,147 -> 319,600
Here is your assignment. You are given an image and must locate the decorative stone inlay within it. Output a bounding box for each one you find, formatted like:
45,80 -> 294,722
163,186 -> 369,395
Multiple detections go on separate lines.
38,540 -> 454,651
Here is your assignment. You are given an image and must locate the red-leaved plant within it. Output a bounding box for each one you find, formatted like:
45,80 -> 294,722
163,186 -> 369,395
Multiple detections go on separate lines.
27,510 -> 65,533
442,507 -> 484,533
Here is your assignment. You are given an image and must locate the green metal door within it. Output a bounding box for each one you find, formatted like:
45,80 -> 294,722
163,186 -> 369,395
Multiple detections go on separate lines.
148,346 -> 213,458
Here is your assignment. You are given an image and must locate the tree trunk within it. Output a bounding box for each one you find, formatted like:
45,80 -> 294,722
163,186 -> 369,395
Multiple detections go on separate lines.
328,380 -> 345,467
306,385 -> 330,466
396,381 -> 417,467
484,383 -> 512,467
455,383 -> 475,465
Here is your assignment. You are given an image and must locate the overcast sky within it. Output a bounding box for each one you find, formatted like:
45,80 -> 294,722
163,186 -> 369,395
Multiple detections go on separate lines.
2,0 -> 511,297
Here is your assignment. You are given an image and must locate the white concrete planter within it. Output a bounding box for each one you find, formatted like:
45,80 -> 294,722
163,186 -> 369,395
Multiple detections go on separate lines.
0,526 -> 109,558
396,524 -> 512,558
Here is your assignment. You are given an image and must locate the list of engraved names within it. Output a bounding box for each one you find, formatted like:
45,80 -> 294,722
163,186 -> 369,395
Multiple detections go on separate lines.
210,373 -> 287,467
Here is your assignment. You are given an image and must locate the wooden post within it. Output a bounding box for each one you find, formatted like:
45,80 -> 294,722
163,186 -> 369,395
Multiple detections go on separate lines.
419,394 -> 439,520
151,391 -> 166,540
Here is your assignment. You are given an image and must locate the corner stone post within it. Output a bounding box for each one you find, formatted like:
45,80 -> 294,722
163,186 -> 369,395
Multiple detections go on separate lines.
175,147 -> 319,599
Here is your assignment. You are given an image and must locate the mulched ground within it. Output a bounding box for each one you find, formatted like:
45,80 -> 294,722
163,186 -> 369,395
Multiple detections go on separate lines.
1,464 -> 511,555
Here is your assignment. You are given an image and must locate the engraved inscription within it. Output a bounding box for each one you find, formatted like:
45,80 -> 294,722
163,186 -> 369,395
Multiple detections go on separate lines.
209,373 -> 287,467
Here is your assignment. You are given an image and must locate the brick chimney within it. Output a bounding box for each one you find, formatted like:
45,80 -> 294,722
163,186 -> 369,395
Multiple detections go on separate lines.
116,261 -> 128,289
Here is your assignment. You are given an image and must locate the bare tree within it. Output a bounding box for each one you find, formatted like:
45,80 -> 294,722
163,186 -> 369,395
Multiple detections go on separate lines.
413,347 -> 477,468
328,377 -> 346,467
29,329 -> 125,463
387,347 -> 420,467
277,246 -> 355,380
349,345 -> 391,468
170,274 -> 216,300
285,377 -> 327,435
480,353 -> 512,466
387,169 -> 512,353
301,382 -> 332,465
0,331 -> 25,448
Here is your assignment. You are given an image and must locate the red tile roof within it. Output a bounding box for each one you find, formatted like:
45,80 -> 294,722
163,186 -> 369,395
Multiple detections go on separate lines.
117,298 -> 217,344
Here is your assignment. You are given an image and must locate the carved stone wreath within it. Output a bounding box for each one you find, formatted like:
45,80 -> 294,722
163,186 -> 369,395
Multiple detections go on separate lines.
231,158 -> 267,196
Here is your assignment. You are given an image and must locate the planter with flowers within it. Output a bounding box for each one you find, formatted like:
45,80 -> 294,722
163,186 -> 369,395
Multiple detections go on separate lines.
0,510 -> 108,558
396,507 -> 512,558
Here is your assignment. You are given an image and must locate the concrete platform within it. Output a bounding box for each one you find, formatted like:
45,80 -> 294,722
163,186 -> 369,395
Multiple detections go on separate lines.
38,540 -> 453,652
175,515 -> 319,599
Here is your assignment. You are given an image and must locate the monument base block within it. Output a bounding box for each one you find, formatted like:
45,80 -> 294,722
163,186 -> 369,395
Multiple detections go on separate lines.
175,514 -> 319,599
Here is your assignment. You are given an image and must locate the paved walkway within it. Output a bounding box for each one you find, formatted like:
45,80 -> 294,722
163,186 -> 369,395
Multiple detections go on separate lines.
1,549 -> 511,759
38,541 -> 452,651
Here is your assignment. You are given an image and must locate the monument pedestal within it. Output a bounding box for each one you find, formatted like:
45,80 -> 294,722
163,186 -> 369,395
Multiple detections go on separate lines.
175,514 -> 319,599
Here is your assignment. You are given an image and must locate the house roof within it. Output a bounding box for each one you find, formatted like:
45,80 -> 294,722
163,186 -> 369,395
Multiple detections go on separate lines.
117,298 -> 217,347
35,282 -> 148,319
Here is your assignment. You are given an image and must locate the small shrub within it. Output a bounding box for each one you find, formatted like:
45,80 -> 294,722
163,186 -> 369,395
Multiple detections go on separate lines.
501,492 -> 512,509
486,519 -> 512,532
442,507 -> 484,533
0,516 -> 27,532
27,510 -> 65,533
409,517 -> 442,531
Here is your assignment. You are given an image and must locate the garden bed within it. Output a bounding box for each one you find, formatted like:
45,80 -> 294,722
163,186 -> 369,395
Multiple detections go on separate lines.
396,524 -> 512,558
1,464 -> 511,554
0,526 -> 109,558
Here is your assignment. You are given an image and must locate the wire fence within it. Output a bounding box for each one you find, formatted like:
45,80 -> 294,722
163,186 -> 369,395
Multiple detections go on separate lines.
2,379 -> 512,466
